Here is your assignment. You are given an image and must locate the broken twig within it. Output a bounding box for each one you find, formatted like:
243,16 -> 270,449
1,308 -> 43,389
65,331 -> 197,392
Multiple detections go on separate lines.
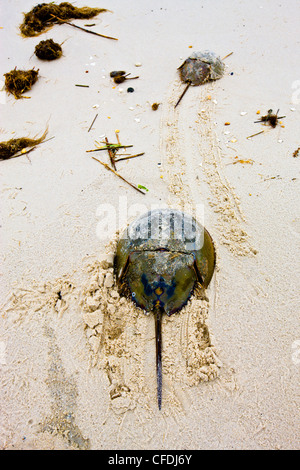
88,113 -> 98,132
247,130 -> 265,139
92,157 -> 146,195
86,144 -> 133,152
52,15 -> 118,40
222,52 -> 233,60
105,136 -> 117,170
115,131 -> 121,145
114,152 -> 144,163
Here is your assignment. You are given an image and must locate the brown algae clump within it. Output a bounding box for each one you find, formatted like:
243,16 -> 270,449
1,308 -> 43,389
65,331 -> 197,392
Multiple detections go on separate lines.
20,2 -> 108,37
0,128 -> 48,160
35,39 -> 62,60
4,68 -> 39,99
152,102 -> 160,111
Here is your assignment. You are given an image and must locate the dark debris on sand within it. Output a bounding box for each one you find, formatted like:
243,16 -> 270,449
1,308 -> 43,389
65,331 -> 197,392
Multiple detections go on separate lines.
0,129 -> 48,160
20,2 -> 108,37
35,39 -> 62,60
4,68 -> 39,99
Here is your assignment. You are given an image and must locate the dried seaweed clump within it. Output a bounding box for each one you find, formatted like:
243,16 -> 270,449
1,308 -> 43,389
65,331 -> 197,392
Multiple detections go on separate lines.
254,109 -> 286,128
20,2 -> 108,37
4,68 -> 39,99
0,128 -> 48,160
35,38 -> 62,60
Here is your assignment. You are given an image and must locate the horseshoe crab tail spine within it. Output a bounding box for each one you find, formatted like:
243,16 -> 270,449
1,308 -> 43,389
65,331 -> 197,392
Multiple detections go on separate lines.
155,306 -> 163,410
175,81 -> 191,108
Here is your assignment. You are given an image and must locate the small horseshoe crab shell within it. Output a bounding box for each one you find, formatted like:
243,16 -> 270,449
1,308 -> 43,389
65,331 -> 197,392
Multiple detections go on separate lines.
115,209 -> 216,409
175,50 -> 225,107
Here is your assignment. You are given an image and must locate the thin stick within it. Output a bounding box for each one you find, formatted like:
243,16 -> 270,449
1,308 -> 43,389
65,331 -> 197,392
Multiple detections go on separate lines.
246,130 -> 264,139
114,152 -> 144,163
51,15 -> 118,40
115,131 -> 121,145
175,81 -> 191,108
222,52 -> 233,60
75,84 -> 89,88
38,136 -> 55,145
100,141 -> 133,148
254,116 -> 286,123
66,21 -> 118,40
86,144 -> 133,152
124,76 -> 139,80
88,113 -> 98,132
105,136 -> 116,170
92,157 -> 146,194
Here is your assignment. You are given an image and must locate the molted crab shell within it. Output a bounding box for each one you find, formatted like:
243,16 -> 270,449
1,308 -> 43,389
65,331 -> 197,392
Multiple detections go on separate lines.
178,50 -> 225,86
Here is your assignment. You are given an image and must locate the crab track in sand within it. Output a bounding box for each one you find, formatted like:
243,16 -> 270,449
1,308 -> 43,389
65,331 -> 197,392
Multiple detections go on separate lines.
159,79 -> 256,257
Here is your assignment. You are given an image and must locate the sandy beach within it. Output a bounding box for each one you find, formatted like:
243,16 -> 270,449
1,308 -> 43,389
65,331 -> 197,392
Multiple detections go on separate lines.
0,0 -> 299,450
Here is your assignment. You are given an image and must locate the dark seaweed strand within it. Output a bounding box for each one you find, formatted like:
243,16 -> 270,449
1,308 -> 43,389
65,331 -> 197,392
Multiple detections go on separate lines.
0,138 -> 36,160
155,306 -> 163,410
0,129 -> 49,160
20,4 -> 108,37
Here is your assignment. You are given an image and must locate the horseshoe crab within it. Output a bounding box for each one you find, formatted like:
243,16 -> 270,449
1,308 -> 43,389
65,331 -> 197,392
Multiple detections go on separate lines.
175,50 -> 225,107
114,209 -> 216,409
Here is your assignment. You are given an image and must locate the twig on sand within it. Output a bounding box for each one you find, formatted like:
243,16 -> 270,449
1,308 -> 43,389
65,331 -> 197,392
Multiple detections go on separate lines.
222,52 -> 233,60
86,144 -> 133,152
114,153 -> 144,163
105,136 -> 117,170
88,113 -> 98,132
87,131 -> 146,194
51,15 -> 118,40
246,130 -> 265,139
92,156 -> 146,195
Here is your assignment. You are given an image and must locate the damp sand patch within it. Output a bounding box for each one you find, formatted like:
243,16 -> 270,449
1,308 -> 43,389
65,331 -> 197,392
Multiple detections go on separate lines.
40,325 -> 90,449
0,277 -> 91,449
